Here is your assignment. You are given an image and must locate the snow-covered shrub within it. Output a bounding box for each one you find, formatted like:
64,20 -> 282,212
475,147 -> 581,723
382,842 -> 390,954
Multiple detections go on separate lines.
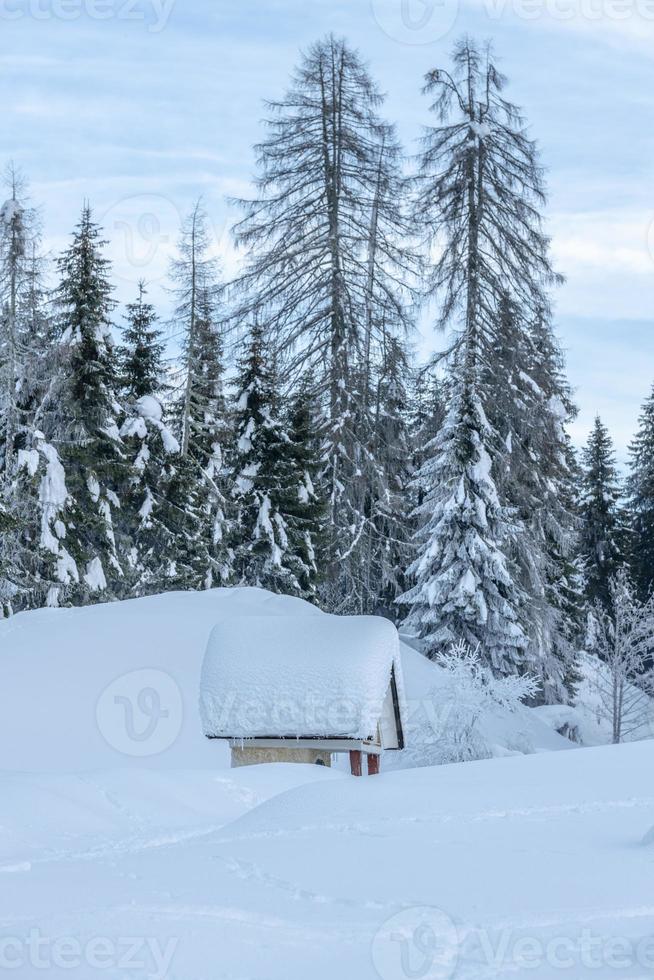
404,640 -> 539,767
573,652 -> 654,746
578,569 -> 654,744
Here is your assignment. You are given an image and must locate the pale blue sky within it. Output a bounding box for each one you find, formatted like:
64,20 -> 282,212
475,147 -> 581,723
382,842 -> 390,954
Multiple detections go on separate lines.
2,0 -> 654,461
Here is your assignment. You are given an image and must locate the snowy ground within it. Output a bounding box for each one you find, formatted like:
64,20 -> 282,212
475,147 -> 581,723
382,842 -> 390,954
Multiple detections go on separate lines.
1,589 -> 652,979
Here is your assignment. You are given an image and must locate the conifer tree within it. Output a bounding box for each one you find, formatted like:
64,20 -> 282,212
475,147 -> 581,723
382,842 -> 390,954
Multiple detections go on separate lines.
118,280 -> 165,401
50,203 -> 126,604
580,415 -> 623,610
171,201 -> 220,455
400,346 -> 528,666
411,363 -> 447,459
367,335 -> 413,617
0,165 -> 33,486
627,386 -> 654,600
230,34 -> 418,607
0,498 -> 16,616
0,165 -> 37,609
402,38 -> 563,670
117,282 -> 182,593
169,204 -> 233,588
0,167 -> 70,613
523,311 -> 582,698
484,297 -> 579,698
409,363 -> 448,514
231,324 -> 318,597
281,378 -> 325,600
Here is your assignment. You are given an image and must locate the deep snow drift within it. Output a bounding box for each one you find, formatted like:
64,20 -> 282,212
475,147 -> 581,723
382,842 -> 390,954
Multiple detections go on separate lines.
0,587 -> 568,772
1,587 -> 650,979
1,743 -> 653,979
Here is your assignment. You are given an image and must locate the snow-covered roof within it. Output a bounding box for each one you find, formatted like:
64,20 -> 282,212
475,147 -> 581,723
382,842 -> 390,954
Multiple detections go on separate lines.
200,614 -> 404,742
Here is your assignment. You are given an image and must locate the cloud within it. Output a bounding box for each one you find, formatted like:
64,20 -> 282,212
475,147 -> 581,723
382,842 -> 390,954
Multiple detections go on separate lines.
2,0 -> 653,450
551,209 -> 654,274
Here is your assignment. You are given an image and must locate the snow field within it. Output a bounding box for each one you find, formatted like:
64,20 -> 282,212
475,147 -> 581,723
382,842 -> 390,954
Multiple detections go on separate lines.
0,588 -> 650,978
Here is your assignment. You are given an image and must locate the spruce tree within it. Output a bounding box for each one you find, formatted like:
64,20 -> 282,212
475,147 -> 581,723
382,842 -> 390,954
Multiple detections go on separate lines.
523,311 -> 582,698
0,167 -> 70,613
580,415 -> 622,610
400,346 -> 528,666
170,200 -> 220,455
408,362 -> 448,519
14,433 -> 77,609
627,386 -> 654,600
281,378 -> 326,600
117,282 -> 182,593
0,498 -> 16,616
51,203 -> 126,604
0,165 -> 37,609
405,38 -> 575,688
402,40 -> 556,669
484,297 -> 579,698
367,335 -> 413,617
0,165 -> 31,486
118,280 -> 165,401
169,204 -> 233,588
411,364 -> 447,468
231,324 -> 318,597
230,34 -> 418,607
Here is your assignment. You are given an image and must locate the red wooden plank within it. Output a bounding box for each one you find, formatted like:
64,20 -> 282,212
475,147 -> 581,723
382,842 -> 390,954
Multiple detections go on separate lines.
349,750 -> 362,777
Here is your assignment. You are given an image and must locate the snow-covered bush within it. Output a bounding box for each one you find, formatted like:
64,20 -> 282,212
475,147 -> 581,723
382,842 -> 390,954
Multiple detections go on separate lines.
579,569 -> 654,744
572,652 -> 654,746
404,640 -> 539,767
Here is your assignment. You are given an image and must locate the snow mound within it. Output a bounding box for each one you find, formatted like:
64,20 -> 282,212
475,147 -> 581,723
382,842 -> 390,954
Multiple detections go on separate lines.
0,738 -> 652,979
0,587 -> 319,772
0,587 -> 650,979
0,587 -> 569,773
532,703 -> 585,739
135,394 -> 163,422
219,740 -> 653,845
0,764 -> 342,866
200,614 -> 402,740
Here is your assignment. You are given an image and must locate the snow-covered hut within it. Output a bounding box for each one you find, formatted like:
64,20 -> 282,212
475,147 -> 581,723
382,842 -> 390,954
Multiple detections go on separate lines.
199,614 -> 405,775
